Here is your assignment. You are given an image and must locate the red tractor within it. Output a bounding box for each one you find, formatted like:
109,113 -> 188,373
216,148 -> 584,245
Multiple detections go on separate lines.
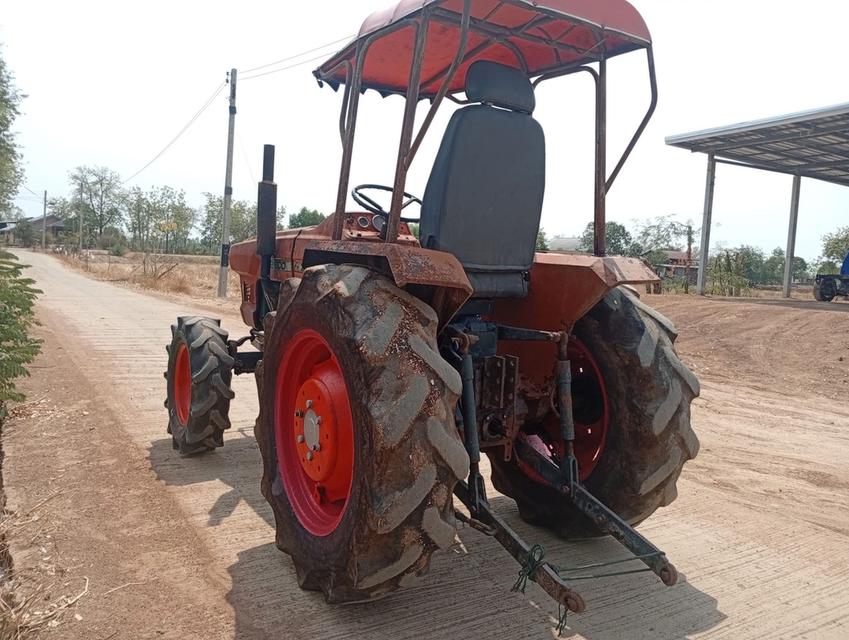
165,0 -> 699,616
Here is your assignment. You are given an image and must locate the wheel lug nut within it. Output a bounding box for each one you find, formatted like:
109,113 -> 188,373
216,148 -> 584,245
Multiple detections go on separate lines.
297,434 -> 305,443
295,410 -> 303,418
306,451 -> 314,461
316,416 -> 322,425
306,399 -> 313,408
313,443 -> 321,452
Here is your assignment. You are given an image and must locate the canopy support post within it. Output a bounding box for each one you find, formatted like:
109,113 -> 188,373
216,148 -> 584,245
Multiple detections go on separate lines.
782,175 -> 802,299
696,153 -> 716,296
593,58 -> 607,257
386,17 -> 429,243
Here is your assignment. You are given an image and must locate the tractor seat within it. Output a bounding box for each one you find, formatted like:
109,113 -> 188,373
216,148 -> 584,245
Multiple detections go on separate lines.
419,60 -> 545,299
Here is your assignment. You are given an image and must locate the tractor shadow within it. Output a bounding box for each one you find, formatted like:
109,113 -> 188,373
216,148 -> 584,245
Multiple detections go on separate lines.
149,436 -> 724,639
148,428 -> 275,529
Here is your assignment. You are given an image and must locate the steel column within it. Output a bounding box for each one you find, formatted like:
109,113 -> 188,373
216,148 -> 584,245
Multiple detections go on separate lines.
386,18 -> 429,243
593,58 -> 607,257
782,175 -> 802,298
696,153 -> 716,295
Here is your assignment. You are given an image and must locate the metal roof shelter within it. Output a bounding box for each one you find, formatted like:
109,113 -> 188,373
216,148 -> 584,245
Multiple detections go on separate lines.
666,102 -> 849,297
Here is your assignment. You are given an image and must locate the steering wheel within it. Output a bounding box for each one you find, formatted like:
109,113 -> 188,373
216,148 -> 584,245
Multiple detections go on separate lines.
351,184 -> 422,223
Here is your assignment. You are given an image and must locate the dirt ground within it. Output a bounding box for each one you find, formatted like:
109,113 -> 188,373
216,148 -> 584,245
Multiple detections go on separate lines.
4,249 -> 849,639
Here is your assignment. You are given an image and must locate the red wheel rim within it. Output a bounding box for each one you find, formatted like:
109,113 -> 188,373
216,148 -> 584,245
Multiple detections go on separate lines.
518,338 -> 609,484
174,343 -> 192,426
275,329 -> 354,536
567,338 -> 609,480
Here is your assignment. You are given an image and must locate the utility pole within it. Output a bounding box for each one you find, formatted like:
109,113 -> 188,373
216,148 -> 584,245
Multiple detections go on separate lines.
42,190 -> 47,250
684,223 -> 693,294
217,68 -> 237,297
78,182 -> 84,251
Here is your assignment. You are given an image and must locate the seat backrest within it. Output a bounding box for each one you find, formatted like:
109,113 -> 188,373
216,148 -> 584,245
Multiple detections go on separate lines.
419,61 -> 545,298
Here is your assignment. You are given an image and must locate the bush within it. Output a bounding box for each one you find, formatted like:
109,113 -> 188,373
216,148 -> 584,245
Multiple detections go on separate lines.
0,250 -> 41,413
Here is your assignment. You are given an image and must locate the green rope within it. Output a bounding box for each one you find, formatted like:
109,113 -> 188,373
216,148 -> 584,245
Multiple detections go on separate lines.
512,544 -> 546,594
557,604 -> 569,636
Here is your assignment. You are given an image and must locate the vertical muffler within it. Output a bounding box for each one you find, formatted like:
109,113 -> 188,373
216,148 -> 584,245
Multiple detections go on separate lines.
256,144 -> 278,316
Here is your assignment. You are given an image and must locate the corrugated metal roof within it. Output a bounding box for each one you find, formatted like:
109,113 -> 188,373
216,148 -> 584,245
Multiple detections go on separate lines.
665,103 -> 849,187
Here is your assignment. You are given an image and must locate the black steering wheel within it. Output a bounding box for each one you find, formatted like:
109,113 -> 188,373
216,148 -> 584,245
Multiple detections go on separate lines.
351,184 -> 422,223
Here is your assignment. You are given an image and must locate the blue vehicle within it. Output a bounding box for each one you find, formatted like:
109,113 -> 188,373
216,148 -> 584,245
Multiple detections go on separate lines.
814,252 -> 849,302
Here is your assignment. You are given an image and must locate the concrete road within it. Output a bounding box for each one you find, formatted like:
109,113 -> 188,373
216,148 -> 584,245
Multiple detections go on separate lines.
5,249 -> 849,639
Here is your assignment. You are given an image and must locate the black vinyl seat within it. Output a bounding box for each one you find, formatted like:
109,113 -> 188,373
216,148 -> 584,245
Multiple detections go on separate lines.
419,60 -> 546,298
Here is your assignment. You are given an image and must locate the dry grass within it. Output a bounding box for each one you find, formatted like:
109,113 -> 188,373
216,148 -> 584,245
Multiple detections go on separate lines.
58,252 -> 241,302
0,494 -> 88,640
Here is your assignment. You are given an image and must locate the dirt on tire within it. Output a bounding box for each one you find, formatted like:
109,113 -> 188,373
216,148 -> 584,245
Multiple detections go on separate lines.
254,264 -> 470,602
490,287 -> 700,537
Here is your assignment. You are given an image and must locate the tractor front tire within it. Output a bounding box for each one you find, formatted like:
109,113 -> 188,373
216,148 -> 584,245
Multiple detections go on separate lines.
255,264 -> 469,603
166,316 -> 234,455
490,287 -> 700,538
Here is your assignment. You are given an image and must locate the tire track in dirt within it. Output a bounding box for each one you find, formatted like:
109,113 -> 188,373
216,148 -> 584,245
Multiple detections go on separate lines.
6,250 -> 849,639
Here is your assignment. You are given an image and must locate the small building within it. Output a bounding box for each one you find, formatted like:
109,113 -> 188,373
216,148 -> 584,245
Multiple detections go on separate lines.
29,214 -> 66,238
0,219 -> 19,243
0,215 -> 66,245
653,250 -> 699,284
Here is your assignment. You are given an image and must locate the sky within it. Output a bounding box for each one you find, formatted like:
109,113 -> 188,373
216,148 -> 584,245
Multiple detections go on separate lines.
3,0 -> 848,262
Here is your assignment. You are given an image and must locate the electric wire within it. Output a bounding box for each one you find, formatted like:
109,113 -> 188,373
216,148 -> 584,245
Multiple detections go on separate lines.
119,36 -> 351,182
21,184 -> 39,196
123,81 -> 226,185
239,52 -> 333,82
240,34 -> 353,74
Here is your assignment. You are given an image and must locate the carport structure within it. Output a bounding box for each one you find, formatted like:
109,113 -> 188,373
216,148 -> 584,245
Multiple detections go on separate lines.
666,103 -> 849,297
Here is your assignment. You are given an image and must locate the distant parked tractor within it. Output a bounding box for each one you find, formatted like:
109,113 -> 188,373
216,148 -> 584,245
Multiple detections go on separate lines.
164,0 -> 699,618
814,251 -> 849,302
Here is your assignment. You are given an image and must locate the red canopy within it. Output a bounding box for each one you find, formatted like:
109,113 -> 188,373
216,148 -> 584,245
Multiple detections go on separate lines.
315,0 -> 651,97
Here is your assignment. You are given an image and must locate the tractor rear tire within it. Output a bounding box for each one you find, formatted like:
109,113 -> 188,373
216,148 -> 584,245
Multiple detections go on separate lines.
814,279 -> 836,302
255,264 -> 469,603
165,316 -> 234,455
489,287 -> 700,538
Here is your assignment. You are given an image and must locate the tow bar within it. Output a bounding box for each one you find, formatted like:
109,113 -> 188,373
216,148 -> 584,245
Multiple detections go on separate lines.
454,331 -> 677,622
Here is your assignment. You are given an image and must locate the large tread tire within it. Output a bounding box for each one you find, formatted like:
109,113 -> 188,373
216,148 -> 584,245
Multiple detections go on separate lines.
490,287 -> 700,537
255,264 -> 469,603
814,279 -> 836,302
166,316 -> 234,455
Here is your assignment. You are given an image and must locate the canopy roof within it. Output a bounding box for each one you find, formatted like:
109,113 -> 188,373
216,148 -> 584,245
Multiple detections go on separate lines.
314,0 -> 651,98
666,103 -> 849,187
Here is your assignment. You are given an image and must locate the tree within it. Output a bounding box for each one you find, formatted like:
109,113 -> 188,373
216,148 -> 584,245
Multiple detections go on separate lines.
288,207 -> 325,229
635,215 -> 685,255
578,221 -> 638,256
69,166 -> 125,245
0,48 -> 23,217
822,227 -> 849,263
815,259 -> 840,275
200,192 -> 286,253
762,247 -> 786,285
0,250 -> 40,407
536,228 -> 549,251
14,217 -> 35,247
734,245 -> 765,285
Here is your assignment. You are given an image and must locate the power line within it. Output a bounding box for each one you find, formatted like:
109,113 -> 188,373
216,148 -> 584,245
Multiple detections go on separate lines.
240,34 -> 353,75
120,36 -> 351,185
123,81 -> 226,185
240,52 -> 334,82
21,184 -> 39,196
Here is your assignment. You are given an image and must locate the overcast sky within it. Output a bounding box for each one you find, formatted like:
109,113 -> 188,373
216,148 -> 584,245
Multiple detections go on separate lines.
3,0 -> 848,261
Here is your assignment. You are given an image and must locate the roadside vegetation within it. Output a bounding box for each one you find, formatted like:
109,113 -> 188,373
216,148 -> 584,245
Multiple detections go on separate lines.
0,251 -> 40,412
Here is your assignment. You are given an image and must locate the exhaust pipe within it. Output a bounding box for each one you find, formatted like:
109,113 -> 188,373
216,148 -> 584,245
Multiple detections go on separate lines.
256,144 -> 278,317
